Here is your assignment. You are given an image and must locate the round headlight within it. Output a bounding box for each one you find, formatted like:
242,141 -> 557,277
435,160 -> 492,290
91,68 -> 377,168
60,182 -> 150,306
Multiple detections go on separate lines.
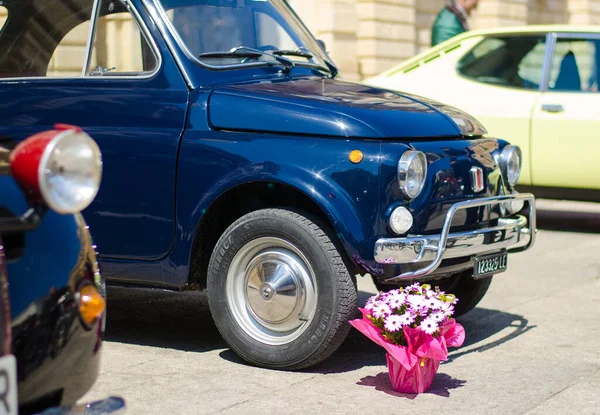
40,130 -> 102,213
11,125 -> 102,214
398,150 -> 427,199
501,145 -> 522,187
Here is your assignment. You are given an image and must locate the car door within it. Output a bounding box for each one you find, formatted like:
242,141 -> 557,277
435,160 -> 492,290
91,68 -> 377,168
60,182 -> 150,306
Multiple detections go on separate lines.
0,0 -> 189,263
530,33 -> 600,190
450,34 -> 549,187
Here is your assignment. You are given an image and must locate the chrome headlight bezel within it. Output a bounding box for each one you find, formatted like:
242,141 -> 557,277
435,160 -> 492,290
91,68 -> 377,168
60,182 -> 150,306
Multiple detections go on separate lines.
398,150 -> 427,200
38,130 -> 103,214
500,145 -> 522,187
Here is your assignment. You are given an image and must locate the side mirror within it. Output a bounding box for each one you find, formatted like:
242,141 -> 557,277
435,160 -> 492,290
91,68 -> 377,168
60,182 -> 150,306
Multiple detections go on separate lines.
317,39 -> 327,52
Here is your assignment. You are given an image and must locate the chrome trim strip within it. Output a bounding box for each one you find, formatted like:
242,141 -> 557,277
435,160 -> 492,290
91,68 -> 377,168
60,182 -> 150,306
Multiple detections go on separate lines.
540,32 -> 557,92
374,193 -> 536,282
555,32 -> 600,40
141,0 -> 194,89
83,0 -> 101,76
121,0 -> 163,79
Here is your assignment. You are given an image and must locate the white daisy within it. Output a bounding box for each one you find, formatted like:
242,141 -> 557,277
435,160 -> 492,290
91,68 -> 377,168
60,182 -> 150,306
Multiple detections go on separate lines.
431,312 -> 445,323
386,293 -> 406,309
419,317 -> 439,335
384,315 -> 404,332
424,297 -> 442,310
372,302 -> 392,319
407,294 -> 423,308
439,301 -> 455,316
399,312 -> 416,326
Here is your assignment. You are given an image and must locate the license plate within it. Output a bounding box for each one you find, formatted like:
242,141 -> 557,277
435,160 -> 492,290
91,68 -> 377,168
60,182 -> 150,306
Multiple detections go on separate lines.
474,251 -> 508,279
0,355 -> 18,415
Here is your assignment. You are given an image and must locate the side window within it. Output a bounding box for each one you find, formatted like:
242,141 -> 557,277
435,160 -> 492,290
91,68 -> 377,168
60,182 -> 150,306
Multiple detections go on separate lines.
549,38 -> 600,92
48,21 -> 91,77
0,6 -> 7,32
0,0 -> 94,78
86,0 -> 158,76
457,36 -> 547,90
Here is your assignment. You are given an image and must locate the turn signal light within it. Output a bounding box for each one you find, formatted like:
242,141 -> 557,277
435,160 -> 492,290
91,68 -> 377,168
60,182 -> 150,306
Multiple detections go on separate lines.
349,150 -> 363,164
79,285 -> 106,325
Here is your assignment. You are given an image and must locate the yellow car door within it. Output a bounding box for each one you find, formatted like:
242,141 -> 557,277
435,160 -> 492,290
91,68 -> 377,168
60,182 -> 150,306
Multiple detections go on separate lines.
530,34 -> 600,190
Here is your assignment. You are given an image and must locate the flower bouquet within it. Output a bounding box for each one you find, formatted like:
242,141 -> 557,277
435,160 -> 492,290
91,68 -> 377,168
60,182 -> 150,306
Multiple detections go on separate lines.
349,283 -> 465,394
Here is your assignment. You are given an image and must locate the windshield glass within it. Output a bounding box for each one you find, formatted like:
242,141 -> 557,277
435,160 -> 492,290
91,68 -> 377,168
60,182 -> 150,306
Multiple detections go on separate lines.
157,0 -> 333,70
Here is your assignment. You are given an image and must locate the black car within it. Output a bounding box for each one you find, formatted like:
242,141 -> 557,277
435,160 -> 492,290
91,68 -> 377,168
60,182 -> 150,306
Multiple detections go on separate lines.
0,126 -> 124,414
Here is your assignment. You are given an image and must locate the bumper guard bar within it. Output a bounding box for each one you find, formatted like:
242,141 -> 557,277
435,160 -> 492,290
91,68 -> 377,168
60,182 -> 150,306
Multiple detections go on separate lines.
374,193 -> 536,282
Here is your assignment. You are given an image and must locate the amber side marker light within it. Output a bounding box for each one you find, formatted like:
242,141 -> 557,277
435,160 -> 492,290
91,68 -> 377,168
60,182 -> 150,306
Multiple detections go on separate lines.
79,285 -> 106,325
349,150 -> 363,164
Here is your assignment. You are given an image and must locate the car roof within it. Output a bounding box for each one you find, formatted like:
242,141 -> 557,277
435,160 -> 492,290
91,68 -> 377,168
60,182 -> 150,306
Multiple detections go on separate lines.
464,24 -> 600,36
371,24 -> 600,79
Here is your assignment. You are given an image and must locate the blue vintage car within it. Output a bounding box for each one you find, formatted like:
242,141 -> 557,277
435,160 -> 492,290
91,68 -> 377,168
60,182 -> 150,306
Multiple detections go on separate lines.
0,126 -> 124,414
0,0 -> 535,370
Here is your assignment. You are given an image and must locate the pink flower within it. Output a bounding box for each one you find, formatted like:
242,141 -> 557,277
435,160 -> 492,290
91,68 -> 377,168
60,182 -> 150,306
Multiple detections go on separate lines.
419,317 -> 439,335
384,315 -> 403,332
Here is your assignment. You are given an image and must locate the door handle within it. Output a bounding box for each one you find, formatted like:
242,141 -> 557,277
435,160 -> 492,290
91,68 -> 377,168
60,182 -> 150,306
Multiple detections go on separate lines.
541,103 -> 564,113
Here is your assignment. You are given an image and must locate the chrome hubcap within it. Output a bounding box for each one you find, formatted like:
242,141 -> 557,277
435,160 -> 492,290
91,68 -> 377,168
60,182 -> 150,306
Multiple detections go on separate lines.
226,237 -> 318,345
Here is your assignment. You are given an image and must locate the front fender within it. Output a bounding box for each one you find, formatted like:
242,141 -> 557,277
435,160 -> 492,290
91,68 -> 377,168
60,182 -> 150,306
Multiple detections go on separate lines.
170,131 -> 386,284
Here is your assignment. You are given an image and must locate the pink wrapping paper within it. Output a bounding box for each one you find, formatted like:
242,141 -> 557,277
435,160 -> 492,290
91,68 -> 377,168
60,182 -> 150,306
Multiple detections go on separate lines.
349,308 -> 465,393
386,353 -> 440,393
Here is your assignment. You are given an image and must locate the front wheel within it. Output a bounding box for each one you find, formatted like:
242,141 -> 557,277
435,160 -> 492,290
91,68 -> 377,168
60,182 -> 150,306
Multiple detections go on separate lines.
207,208 -> 357,370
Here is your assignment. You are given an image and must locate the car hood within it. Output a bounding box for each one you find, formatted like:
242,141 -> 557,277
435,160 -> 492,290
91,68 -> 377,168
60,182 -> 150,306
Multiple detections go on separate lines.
208,77 -> 486,139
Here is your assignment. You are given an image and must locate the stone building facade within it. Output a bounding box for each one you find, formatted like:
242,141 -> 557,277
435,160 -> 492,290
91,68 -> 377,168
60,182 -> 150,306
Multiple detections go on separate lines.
288,0 -> 600,81
1,1 -> 599,81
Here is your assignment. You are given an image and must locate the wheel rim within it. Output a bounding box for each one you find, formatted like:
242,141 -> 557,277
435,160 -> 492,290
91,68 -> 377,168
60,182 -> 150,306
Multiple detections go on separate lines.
226,237 -> 318,346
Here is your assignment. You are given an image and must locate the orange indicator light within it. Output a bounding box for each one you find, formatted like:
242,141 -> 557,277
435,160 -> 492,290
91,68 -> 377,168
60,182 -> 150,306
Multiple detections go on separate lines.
349,150 -> 363,164
79,285 -> 106,325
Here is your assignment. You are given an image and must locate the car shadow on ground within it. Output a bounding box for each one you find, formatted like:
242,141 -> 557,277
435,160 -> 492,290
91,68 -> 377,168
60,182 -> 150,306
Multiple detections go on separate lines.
536,209 -> 600,233
347,306 -> 533,398
104,286 -> 226,353
294,304 -> 534,373
104,285 -> 534,391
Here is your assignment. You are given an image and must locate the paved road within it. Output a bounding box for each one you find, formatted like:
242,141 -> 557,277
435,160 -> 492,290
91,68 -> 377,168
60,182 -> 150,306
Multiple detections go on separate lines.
82,200 -> 600,414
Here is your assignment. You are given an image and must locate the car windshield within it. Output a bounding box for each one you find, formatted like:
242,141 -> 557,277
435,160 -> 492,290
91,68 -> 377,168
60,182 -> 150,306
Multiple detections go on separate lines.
157,0 -> 334,72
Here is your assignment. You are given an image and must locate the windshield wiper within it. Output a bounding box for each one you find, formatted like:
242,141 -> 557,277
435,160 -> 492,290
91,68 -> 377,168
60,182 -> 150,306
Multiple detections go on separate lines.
273,47 -> 338,78
199,46 -> 295,72
272,48 -> 313,59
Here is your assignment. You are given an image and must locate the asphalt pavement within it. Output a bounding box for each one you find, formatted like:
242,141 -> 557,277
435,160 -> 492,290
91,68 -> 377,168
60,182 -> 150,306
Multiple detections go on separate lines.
81,199 -> 600,414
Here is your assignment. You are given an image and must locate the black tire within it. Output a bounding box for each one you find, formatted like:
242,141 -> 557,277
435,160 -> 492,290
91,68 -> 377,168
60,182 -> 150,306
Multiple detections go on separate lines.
207,208 -> 357,370
451,274 -> 493,317
373,270 -> 493,317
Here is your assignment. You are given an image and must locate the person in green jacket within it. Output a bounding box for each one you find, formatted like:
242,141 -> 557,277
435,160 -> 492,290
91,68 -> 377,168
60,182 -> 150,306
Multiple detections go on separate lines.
431,0 -> 479,46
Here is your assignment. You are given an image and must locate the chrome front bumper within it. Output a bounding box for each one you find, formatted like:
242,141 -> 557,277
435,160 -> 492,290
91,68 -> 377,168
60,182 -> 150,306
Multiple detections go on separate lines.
374,193 -> 536,282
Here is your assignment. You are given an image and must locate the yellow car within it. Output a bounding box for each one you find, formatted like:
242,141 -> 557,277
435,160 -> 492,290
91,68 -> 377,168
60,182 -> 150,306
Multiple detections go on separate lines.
366,25 -> 600,199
